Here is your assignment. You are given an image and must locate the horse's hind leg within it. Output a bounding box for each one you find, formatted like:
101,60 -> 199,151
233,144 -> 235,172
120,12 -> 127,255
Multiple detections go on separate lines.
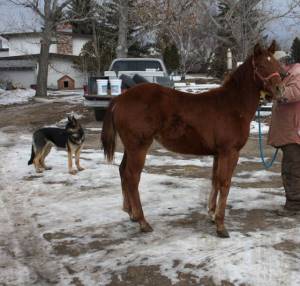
214,151 -> 239,238
123,147 -> 153,232
208,155 -> 219,222
119,152 -> 135,220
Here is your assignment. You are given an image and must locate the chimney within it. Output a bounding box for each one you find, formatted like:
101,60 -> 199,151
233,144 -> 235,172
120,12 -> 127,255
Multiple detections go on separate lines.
56,23 -> 73,55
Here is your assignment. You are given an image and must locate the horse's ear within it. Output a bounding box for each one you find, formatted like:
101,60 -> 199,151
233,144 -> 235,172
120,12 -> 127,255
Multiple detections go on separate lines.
268,40 -> 277,54
254,43 -> 263,56
67,115 -> 72,122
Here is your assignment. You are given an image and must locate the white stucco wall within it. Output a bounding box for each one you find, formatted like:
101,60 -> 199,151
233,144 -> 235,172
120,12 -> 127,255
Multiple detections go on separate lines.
0,69 -> 36,88
8,35 -> 57,56
47,57 -> 87,89
73,38 -> 89,56
6,35 -> 89,57
0,57 -> 85,89
0,50 -> 9,57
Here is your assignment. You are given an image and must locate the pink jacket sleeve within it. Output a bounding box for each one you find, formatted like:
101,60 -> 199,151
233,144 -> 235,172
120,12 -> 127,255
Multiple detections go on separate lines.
283,73 -> 300,103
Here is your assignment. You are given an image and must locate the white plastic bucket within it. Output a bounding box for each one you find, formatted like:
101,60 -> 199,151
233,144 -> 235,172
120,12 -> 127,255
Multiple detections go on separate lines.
110,79 -> 122,96
96,79 -> 108,96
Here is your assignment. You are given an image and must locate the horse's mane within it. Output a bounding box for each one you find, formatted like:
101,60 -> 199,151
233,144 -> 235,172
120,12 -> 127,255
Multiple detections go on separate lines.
223,56 -> 253,89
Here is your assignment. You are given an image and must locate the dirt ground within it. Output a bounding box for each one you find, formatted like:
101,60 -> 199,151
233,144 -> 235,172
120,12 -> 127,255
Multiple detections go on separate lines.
0,95 -> 299,286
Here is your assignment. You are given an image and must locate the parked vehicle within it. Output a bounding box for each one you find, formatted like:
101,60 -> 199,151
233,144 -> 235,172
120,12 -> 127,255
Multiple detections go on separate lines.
84,58 -> 172,121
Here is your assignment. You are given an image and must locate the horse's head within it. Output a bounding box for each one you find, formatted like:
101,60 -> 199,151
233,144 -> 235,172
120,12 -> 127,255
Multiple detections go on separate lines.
252,40 -> 285,101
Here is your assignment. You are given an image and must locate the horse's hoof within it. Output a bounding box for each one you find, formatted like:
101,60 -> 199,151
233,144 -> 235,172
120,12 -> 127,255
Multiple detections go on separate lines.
69,170 -> 77,175
77,167 -> 85,172
217,229 -> 230,238
140,223 -> 153,233
44,166 -> 52,170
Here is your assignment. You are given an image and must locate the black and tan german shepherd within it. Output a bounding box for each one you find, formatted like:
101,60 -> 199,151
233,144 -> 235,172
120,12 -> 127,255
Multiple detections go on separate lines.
28,116 -> 85,174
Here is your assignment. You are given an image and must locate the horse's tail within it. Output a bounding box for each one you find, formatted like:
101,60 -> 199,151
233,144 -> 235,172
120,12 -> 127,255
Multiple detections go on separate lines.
28,145 -> 35,165
101,99 -> 117,163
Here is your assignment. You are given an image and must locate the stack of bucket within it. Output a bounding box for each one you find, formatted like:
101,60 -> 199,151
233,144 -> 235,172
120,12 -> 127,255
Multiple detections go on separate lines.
96,78 -> 122,96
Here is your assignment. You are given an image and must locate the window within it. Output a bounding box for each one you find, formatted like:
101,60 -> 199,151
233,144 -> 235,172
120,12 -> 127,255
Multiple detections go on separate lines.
111,60 -> 163,72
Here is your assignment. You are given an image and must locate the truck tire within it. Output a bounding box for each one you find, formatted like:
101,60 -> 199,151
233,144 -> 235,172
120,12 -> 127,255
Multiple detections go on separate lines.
94,108 -> 106,121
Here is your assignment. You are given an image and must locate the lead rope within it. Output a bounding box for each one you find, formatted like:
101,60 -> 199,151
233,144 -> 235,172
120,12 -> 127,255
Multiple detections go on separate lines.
257,107 -> 279,168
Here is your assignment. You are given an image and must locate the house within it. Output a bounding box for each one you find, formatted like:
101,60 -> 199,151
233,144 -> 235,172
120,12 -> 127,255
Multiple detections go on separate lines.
0,24 -> 91,89
0,37 -> 9,57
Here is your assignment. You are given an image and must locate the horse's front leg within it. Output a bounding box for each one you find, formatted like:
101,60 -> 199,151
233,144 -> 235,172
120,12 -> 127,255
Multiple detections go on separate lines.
208,155 -> 218,222
214,151 -> 239,238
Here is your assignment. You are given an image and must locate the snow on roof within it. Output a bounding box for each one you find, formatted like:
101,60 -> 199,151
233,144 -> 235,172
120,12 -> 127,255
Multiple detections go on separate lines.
0,89 -> 35,105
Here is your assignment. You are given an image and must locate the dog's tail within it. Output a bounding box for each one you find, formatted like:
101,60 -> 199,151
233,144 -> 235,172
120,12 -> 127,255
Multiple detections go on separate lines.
101,99 -> 117,163
28,145 -> 35,165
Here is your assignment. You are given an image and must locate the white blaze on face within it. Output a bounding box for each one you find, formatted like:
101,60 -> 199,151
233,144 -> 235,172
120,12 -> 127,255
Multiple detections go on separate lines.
267,56 -> 271,61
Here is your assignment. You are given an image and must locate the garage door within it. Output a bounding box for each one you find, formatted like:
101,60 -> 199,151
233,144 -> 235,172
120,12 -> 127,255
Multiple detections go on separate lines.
0,69 -> 36,88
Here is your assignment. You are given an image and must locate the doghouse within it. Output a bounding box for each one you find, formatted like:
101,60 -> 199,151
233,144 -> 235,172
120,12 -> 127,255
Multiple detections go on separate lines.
57,75 -> 75,90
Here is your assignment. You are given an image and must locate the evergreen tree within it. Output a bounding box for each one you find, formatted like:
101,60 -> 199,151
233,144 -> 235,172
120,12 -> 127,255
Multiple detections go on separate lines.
291,37 -> 300,63
163,44 -> 180,73
209,1 -> 233,78
210,0 -> 265,78
68,0 -> 94,34
74,0 -> 155,74
74,1 -> 118,74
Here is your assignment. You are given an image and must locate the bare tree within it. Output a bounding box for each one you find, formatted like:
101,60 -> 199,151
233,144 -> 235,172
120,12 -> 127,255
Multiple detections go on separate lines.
199,0 -> 300,62
8,0 -> 92,96
115,0 -> 128,58
131,0 -> 216,74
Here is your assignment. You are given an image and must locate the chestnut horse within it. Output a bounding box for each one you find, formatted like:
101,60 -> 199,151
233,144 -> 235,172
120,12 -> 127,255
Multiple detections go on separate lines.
101,41 -> 285,238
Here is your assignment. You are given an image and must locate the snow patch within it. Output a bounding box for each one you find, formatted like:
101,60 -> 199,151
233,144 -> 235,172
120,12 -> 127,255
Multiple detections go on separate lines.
250,120 -> 269,134
0,89 -> 35,105
0,129 -> 298,286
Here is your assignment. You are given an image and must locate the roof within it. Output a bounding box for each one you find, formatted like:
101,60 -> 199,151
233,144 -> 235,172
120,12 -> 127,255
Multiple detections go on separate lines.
0,53 -> 80,70
58,75 -> 75,81
0,59 -> 36,71
0,32 -> 92,40
0,53 -> 80,61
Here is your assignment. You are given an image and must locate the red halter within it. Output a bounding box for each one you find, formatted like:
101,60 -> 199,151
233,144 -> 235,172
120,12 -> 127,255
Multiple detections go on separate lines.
252,56 -> 281,89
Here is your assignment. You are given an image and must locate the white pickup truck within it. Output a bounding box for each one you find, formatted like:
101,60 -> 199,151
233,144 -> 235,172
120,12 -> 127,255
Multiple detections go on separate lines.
84,58 -> 172,121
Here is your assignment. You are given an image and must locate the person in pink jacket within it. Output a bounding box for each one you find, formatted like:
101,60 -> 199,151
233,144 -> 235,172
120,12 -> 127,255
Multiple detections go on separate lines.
268,51 -> 300,214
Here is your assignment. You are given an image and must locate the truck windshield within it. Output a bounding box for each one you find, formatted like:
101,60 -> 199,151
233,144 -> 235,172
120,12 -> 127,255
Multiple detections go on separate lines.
111,60 -> 163,72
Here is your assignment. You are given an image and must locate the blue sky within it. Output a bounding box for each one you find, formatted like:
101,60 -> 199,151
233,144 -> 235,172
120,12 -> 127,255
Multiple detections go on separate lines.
0,0 -> 299,50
